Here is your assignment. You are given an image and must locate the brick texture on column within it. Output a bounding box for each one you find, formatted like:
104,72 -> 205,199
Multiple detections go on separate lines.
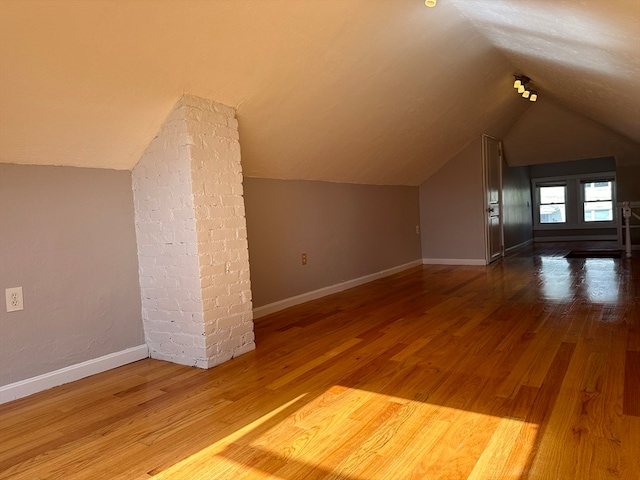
132,95 -> 254,368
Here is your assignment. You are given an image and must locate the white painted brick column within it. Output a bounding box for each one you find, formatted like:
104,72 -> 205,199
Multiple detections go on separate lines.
132,95 -> 254,368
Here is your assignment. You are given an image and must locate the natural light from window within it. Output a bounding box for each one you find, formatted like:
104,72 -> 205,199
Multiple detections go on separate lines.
583,181 -> 613,222
539,185 -> 566,224
148,388 -> 539,479
584,258 -> 619,304
539,257 -> 572,301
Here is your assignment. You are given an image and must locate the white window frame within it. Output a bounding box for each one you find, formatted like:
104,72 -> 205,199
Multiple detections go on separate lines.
581,179 -> 614,223
532,172 -> 616,230
537,182 -> 568,225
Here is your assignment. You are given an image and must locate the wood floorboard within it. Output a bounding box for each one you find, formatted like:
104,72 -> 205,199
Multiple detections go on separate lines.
1,242 -> 638,479
624,351 -> 640,417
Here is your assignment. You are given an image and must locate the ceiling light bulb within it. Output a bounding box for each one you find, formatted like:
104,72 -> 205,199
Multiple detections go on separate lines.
530,92 -> 538,102
513,77 -> 521,89
425,0 -> 436,6
522,90 -> 530,99
518,85 -> 525,94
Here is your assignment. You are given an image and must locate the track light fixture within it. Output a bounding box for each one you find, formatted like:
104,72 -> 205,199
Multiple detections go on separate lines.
513,75 -> 538,102
513,75 -> 527,89
513,75 -> 529,90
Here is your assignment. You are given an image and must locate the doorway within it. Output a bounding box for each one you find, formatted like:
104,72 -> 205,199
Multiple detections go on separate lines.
482,134 -> 504,264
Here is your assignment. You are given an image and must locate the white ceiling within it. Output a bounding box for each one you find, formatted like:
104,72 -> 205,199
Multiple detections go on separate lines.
451,0 -> 640,144
0,0 -> 638,186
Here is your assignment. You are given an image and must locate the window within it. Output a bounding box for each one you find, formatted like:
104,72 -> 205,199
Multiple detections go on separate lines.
539,185 -> 566,224
532,172 -> 616,231
583,181 -> 613,222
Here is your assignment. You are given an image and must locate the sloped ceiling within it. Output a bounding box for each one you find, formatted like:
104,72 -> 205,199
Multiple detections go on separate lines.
0,0 -> 638,186
504,101 -> 640,167
450,0 -> 640,145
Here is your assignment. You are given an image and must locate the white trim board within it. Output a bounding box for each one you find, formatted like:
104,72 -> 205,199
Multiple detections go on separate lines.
253,260 -> 423,319
422,258 -> 487,266
0,345 -> 148,405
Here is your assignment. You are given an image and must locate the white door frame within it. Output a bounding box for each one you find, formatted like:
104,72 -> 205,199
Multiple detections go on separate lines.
482,134 -> 504,264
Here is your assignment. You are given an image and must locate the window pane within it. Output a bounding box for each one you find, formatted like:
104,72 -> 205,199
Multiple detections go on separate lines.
584,201 -> 612,222
540,186 -> 565,204
540,204 -> 566,223
584,181 -> 612,202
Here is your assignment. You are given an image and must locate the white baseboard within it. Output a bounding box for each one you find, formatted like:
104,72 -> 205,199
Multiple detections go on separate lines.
0,344 -> 148,405
505,239 -> 533,253
253,260 -> 423,319
422,258 -> 487,266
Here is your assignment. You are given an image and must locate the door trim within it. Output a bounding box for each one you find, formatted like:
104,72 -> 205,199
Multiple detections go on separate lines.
482,134 -> 504,264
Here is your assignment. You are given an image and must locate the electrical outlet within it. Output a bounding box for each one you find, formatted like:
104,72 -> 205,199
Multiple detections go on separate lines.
301,253 -> 307,265
5,287 -> 24,313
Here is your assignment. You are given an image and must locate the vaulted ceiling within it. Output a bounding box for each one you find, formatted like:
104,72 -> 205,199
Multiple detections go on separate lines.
0,0 -> 638,186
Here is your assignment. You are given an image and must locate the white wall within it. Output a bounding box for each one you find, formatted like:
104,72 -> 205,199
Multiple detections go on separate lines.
132,95 -> 254,369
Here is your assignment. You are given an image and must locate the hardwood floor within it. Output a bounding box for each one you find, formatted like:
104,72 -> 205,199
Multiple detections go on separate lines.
1,243 -> 639,479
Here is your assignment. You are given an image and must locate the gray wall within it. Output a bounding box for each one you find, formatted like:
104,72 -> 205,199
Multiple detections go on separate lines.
419,138 -> 486,261
617,164 -> 640,246
529,157 -> 616,178
502,164 -> 533,249
503,101 -> 640,168
0,164 -> 144,386
243,178 -> 422,308
616,164 -> 640,202
419,137 -> 533,261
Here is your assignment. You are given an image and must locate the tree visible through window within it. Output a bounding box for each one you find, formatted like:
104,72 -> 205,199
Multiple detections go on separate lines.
539,185 -> 566,223
583,181 -> 613,222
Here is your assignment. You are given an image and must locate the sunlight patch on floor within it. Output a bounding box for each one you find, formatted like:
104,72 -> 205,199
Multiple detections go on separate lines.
151,393 -> 308,479
151,388 -> 539,479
